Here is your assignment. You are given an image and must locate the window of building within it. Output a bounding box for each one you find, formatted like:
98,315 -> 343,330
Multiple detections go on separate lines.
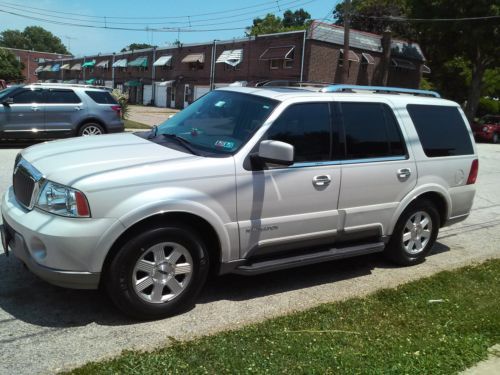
266,103 -> 332,163
340,102 -> 406,160
270,59 -> 280,70
189,62 -> 204,70
224,63 -> 240,71
407,104 -> 474,157
170,87 -> 176,103
284,59 -> 293,69
12,89 -> 43,104
44,89 -> 81,104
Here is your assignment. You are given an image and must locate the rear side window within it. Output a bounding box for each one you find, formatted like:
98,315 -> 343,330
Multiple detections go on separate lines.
266,103 -> 332,162
407,104 -> 473,157
340,102 -> 406,159
85,91 -> 117,104
45,89 -> 81,104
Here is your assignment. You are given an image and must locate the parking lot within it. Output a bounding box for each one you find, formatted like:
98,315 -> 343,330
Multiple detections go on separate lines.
0,142 -> 499,375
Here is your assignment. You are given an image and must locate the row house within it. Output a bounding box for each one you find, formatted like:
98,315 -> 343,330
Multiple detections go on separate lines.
36,22 -> 429,109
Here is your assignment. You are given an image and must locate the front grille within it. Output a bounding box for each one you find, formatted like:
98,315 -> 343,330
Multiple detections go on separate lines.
13,166 -> 36,209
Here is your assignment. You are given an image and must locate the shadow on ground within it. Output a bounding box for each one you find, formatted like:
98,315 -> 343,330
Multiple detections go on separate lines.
0,242 -> 450,329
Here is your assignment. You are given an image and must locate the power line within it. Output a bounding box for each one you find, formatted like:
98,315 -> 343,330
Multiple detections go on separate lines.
0,0 -> 309,20
366,15 -> 500,22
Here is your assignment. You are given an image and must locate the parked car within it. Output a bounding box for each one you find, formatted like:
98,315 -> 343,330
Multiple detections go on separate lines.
1,84 -> 478,320
472,115 -> 500,143
0,83 -> 124,139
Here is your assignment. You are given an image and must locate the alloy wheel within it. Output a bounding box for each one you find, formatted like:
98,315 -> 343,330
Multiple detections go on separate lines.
402,211 -> 433,255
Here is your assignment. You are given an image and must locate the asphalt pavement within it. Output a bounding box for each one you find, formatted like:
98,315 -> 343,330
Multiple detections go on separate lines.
0,141 -> 499,374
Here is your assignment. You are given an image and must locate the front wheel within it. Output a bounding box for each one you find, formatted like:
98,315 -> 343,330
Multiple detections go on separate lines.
106,225 -> 209,320
384,199 -> 440,266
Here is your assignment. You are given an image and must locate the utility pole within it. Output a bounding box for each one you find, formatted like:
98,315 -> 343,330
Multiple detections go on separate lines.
341,0 -> 351,84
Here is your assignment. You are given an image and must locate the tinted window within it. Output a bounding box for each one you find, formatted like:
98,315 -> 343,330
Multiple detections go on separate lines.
341,102 -> 405,159
12,89 -> 43,104
85,91 -> 117,104
266,103 -> 331,162
407,104 -> 473,157
45,89 -> 81,104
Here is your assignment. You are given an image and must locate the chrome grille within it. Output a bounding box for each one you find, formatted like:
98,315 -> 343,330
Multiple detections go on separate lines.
13,168 -> 35,208
12,158 -> 43,210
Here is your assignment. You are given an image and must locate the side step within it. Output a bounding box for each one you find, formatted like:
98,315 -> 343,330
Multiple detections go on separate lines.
233,242 -> 385,275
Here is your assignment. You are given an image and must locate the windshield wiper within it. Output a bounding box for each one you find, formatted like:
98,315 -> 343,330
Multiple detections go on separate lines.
162,133 -> 200,155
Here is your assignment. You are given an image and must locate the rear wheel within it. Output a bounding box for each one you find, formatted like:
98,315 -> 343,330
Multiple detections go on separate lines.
106,225 -> 209,320
79,122 -> 105,136
384,199 -> 440,266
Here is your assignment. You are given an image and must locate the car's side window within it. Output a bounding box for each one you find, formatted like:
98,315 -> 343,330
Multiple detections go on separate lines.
44,89 -> 81,104
12,89 -> 43,104
266,102 -> 332,163
339,102 -> 406,160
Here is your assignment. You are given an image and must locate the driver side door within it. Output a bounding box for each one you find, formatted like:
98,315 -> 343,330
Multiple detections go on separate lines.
236,102 -> 342,259
1,88 -> 45,139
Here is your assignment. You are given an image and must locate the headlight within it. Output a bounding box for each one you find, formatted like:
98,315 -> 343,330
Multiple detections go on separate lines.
482,126 -> 490,132
36,181 -> 91,218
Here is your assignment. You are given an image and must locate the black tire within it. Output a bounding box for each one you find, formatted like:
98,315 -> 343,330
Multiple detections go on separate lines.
384,199 -> 440,266
106,225 -> 209,320
493,133 -> 499,144
78,122 -> 105,136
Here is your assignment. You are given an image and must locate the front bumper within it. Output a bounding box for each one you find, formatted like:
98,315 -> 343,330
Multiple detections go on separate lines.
1,187 -> 119,289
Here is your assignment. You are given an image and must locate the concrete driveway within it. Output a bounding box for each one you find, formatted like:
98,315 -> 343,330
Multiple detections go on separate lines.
127,105 -> 178,126
0,142 -> 499,374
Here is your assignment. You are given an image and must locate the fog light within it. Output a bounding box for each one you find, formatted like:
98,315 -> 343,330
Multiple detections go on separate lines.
30,237 -> 47,261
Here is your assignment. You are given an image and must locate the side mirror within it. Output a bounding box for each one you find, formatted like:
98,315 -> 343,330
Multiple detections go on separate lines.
2,97 -> 13,106
258,140 -> 294,166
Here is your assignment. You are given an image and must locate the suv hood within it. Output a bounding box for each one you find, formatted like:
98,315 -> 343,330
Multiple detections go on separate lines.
21,133 -> 200,187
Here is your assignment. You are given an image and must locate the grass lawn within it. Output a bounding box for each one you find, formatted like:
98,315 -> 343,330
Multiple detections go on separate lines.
123,119 -> 151,130
69,260 -> 500,374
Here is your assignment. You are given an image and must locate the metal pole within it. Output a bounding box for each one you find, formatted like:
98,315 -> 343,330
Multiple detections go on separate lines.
209,40 -> 216,91
112,54 -> 115,88
152,47 -> 156,105
300,29 -> 306,82
341,0 -> 351,84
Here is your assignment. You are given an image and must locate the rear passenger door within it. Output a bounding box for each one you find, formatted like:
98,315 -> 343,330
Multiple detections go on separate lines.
43,88 -> 84,138
335,101 -> 417,237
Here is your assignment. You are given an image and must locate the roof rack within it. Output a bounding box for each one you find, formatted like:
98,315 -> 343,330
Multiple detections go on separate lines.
260,80 -> 331,88
30,82 -> 109,90
320,84 -> 441,98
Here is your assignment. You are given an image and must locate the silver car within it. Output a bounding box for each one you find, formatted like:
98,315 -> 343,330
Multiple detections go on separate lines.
1,85 -> 478,320
0,83 -> 124,139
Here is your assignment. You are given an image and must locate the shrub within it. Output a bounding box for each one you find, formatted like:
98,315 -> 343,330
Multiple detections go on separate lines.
111,89 -> 130,119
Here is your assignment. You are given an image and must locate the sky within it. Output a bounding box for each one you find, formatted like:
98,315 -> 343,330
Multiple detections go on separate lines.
0,0 -> 338,57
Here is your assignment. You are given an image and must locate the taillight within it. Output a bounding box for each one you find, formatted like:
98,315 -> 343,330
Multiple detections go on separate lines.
111,105 -> 121,118
467,159 -> 479,185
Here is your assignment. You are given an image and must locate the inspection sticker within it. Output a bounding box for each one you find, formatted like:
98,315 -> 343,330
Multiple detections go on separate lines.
214,140 -> 235,149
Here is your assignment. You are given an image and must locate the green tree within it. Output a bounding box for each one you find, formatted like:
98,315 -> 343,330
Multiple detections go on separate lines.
121,43 -> 156,52
0,26 -> 69,54
246,8 -> 312,36
408,0 -> 499,120
0,48 -> 24,81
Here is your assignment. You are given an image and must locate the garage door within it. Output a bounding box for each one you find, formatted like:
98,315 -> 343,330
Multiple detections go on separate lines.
194,86 -> 210,100
143,85 -> 153,105
154,83 -> 167,107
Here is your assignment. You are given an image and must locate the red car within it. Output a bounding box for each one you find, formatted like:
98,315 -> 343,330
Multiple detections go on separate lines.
473,115 -> 500,143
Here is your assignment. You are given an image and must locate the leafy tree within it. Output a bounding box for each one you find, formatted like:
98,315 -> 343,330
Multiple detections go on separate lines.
121,43 -> 156,52
247,8 -> 312,36
408,0 -> 499,120
333,0 -> 411,37
0,26 -> 69,54
0,48 -> 24,81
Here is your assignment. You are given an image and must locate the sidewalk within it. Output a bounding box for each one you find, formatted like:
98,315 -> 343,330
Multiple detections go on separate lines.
127,105 -> 178,126
461,345 -> 500,375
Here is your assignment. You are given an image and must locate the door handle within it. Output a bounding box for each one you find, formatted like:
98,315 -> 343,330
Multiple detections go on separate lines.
31,107 -> 40,112
313,175 -> 331,186
74,106 -> 81,111
397,168 -> 411,179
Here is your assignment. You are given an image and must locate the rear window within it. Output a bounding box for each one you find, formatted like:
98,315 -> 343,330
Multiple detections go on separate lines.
407,104 -> 473,157
85,90 -> 117,104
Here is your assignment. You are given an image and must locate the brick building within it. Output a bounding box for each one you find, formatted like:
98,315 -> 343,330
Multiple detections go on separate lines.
36,21 -> 429,109
1,47 -> 72,83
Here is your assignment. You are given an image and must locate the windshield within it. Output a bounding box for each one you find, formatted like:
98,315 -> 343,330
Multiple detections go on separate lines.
157,90 -> 278,154
0,85 -> 21,101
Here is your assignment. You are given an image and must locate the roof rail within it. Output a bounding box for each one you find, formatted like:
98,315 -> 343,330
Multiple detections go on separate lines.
30,82 -> 109,90
320,85 -> 441,98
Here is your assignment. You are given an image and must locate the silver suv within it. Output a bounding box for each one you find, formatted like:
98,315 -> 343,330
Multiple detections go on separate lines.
0,83 -> 124,139
1,85 -> 478,319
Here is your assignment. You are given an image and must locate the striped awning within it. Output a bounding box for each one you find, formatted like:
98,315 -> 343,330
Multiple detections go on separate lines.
71,63 -> 82,71
96,60 -> 109,68
340,49 -> 360,62
34,66 -> 44,73
153,55 -> 173,66
128,56 -> 148,67
362,53 -> 375,64
82,60 -> 96,68
112,58 -> 127,68
422,64 -> 431,74
51,64 -> 61,72
60,63 -> 71,70
182,53 -> 205,63
42,65 -> 53,71
216,49 -> 243,67
260,46 -> 295,60
391,58 -> 416,70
